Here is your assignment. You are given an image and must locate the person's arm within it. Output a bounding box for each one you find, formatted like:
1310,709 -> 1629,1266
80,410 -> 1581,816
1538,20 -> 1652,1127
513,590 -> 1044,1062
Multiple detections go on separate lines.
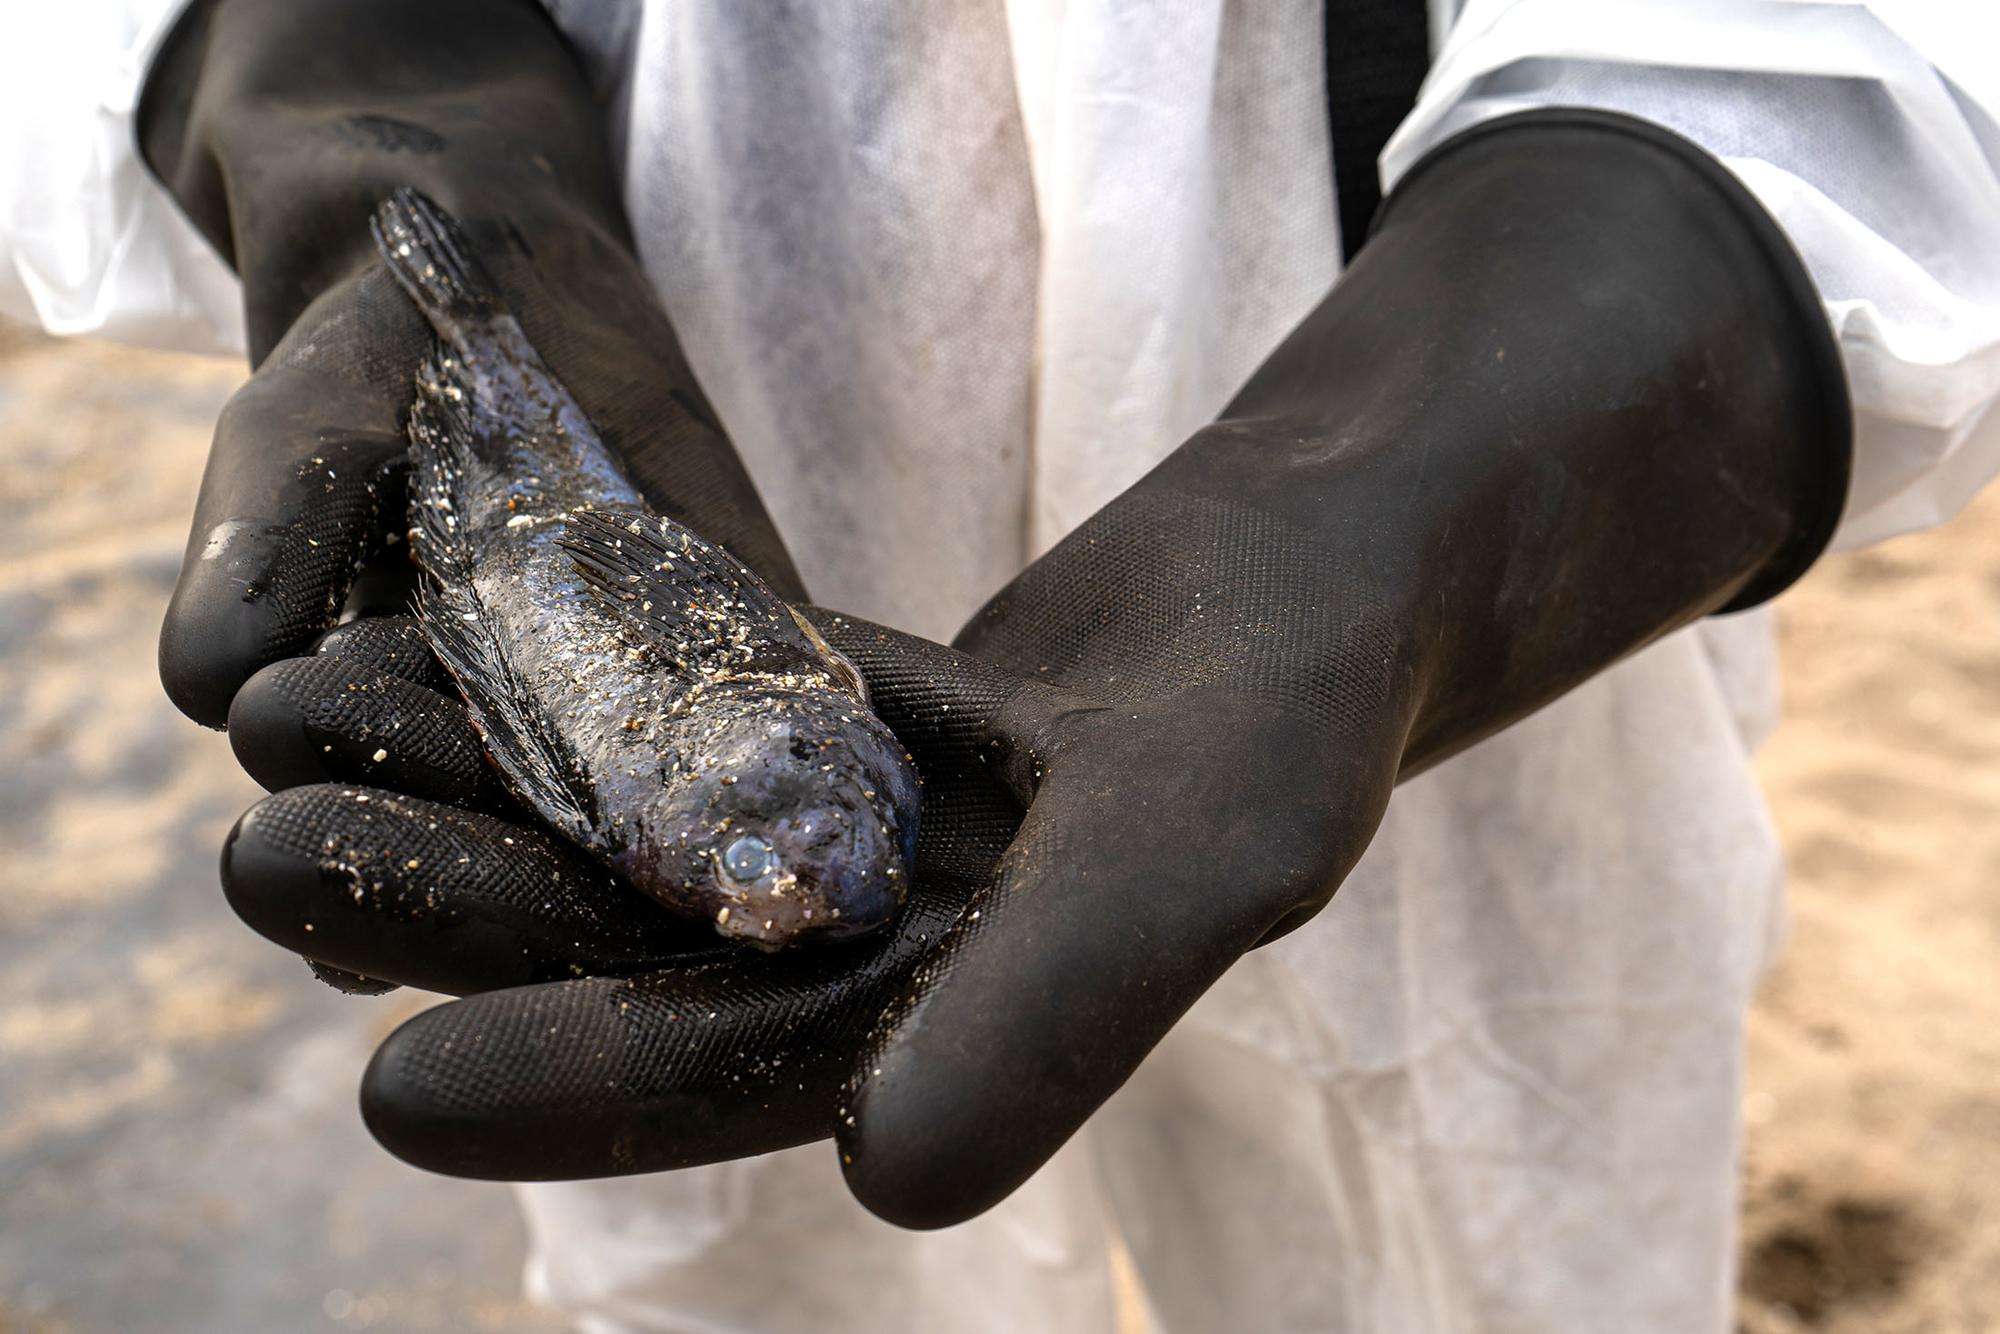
215,112 -> 1846,1221
141,0 -> 799,727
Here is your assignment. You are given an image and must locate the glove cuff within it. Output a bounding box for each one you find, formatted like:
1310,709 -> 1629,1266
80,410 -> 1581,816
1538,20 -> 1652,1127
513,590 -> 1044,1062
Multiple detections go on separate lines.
1376,108 -> 1852,610
135,0 -> 623,361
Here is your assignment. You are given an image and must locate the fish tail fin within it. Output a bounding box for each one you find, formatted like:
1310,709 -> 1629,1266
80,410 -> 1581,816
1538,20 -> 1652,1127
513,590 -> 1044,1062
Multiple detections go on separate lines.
371,187 -> 501,333
379,188 -> 514,495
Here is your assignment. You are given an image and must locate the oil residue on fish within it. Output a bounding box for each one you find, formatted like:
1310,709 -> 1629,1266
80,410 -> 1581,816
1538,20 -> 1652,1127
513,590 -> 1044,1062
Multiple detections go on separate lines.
370,188 -> 919,949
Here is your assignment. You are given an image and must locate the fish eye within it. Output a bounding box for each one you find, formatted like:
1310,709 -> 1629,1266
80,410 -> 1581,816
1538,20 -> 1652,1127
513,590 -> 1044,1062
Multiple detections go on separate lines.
721,835 -> 776,883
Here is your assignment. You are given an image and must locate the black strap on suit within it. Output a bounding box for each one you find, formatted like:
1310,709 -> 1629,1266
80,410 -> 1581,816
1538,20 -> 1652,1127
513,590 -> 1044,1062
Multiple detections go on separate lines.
1325,0 -> 1433,261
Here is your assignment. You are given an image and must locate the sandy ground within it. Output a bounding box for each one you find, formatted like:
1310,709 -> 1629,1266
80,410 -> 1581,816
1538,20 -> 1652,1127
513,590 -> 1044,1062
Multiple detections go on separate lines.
1737,480 -> 2000,1329
0,323 -> 1995,1332
0,324 -> 564,1334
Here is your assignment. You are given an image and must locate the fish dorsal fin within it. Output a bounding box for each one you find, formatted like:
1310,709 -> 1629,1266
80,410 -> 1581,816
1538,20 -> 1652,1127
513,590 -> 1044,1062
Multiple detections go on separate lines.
560,509 -> 852,689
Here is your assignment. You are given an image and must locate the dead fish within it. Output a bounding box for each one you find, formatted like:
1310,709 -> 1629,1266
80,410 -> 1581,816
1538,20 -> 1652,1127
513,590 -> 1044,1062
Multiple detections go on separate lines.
370,188 -> 919,949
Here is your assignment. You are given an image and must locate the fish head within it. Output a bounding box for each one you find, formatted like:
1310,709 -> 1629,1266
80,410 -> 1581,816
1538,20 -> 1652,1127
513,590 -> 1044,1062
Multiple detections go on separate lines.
618,702 -> 921,949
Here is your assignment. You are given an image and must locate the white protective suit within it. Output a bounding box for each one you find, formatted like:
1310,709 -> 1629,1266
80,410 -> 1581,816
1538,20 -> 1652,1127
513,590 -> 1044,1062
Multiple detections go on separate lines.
9,1 -> 2000,1330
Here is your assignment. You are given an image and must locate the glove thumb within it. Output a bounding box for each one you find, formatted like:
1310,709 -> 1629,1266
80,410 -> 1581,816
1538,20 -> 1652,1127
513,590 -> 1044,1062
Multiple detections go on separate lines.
159,265 -> 429,726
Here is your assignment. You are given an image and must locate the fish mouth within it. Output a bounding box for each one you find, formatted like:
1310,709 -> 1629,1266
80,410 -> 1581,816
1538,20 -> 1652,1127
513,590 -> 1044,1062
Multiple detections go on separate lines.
696,814 -> 909,948
708,868 -> 895,950
615,797 -> 914,947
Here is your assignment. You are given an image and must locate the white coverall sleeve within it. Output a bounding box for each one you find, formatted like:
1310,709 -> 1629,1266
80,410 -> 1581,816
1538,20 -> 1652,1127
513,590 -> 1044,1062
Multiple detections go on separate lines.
0,2 -> 244,356
1384,0 -> 2000,550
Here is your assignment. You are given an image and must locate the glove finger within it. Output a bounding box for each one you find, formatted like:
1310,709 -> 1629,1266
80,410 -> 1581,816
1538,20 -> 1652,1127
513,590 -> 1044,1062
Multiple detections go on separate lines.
359,617 -> 1038,1179
357,884 -> 965,1180
159,266 -> 430,727
226,655 -> 503,808
305,959 -> 402,996
836,701 -> 1393,1229
313,613 -> 452,693
221,784 -> 715,995
363,971 -> 837,1179
281,615 -> 453,999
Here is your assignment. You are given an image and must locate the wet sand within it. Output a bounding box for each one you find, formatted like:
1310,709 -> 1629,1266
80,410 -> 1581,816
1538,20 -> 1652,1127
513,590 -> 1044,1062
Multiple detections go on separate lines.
1,324 -> 1995,1331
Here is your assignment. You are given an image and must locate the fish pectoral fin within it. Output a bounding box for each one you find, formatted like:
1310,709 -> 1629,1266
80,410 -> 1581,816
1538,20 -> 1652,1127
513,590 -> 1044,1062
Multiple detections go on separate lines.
560,508 -> 839,682
418,581 -> 599,844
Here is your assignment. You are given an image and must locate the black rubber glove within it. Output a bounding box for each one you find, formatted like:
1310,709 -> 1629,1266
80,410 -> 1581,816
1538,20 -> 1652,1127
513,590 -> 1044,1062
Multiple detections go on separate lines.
143,0 -> 798,730
218,111 -> 1849,1226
